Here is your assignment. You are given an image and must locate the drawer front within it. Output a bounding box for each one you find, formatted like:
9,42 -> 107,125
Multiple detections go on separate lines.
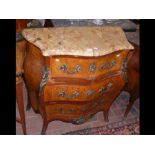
45,85 -> 121,123
49,50 -> 128,79
43,73 -> 125,102
45,98 -> 105,123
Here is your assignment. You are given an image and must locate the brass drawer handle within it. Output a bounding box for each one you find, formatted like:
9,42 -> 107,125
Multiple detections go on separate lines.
55,107 -> 76,114
100,60 -> 116,70
58,91 -> 66,97
98,87 -> 106,94
58,90 -> 80,99
111,60 -> 116,66
89,63 -> 96,72
59,64 -> 82,74
99,82 -> 113,94
86,90 -> 94,96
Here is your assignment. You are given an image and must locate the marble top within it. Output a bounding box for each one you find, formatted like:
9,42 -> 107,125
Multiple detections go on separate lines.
22,26 -> 134,57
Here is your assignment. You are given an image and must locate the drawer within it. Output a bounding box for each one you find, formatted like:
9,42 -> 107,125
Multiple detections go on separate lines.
45,99 -> 105,123
44,87 -> 120,123
49,50 -> 128,79
42,73 -> 125,102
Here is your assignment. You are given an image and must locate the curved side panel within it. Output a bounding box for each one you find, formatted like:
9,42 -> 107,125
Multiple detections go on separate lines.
24,42 -> 45,112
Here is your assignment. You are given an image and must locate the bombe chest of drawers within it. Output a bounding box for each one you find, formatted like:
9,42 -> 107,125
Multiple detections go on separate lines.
22,26 -> 133,134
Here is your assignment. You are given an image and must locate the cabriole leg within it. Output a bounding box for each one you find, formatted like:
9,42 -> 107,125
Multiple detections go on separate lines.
41,119 -> 48,135
103,110 -> 109,122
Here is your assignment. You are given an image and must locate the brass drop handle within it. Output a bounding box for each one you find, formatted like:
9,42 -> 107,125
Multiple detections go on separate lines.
99,82 -> 113,94
86,90 -> 94,96
100,60 -> 116,70
59,64 -> 82,74
58,90 -> 80,99
89,63 -> 96,72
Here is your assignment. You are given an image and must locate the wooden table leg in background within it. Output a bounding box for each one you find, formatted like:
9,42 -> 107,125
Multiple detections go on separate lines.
16,77 -> 26,135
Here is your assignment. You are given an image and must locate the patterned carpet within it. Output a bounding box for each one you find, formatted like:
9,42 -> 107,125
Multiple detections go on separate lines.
64,118 -> 139,135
